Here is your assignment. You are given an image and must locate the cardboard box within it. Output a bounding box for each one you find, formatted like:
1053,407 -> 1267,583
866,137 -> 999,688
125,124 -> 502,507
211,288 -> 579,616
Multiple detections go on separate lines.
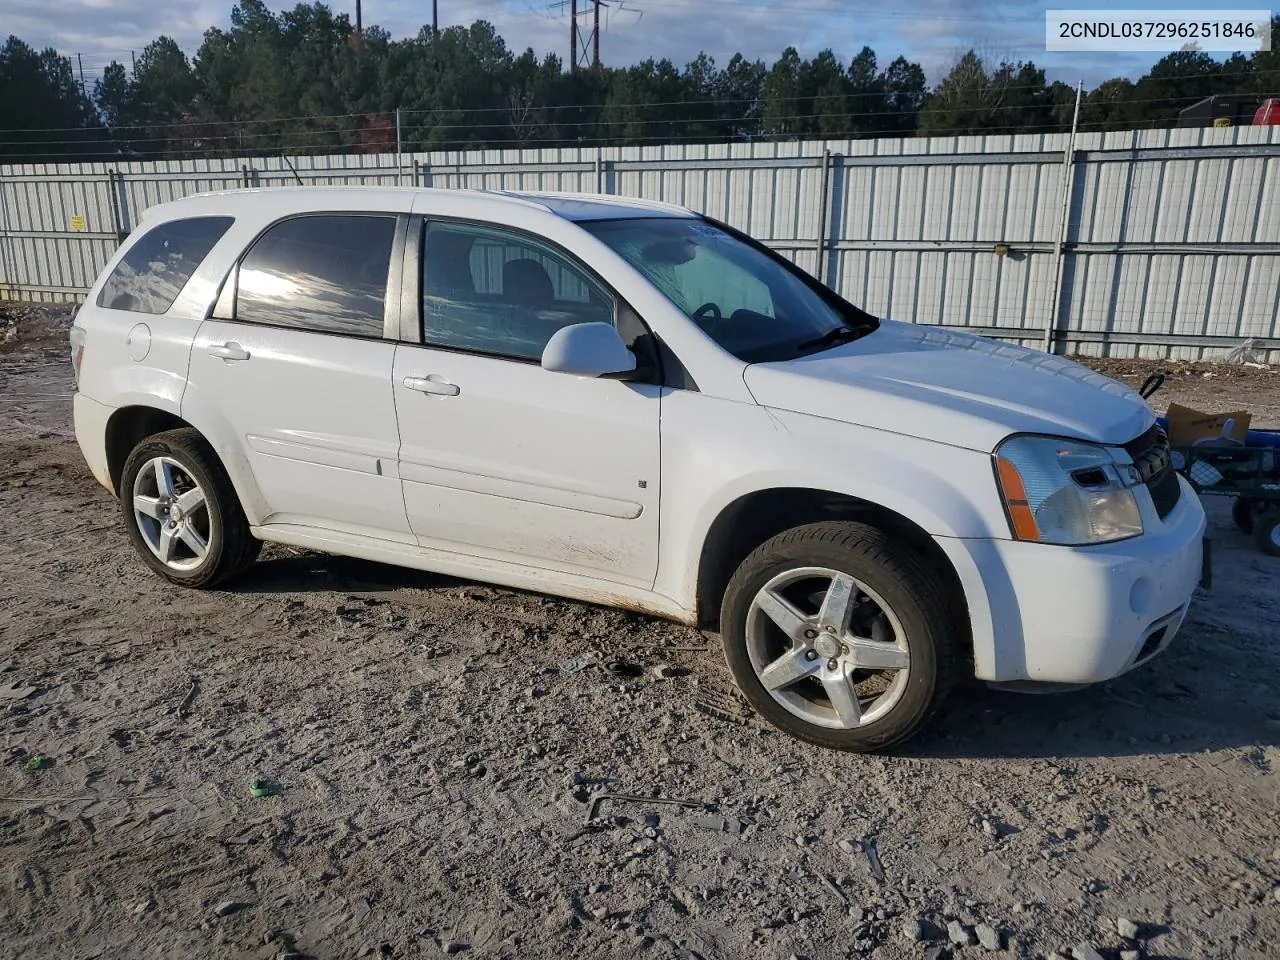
1165,402 -> 1251,447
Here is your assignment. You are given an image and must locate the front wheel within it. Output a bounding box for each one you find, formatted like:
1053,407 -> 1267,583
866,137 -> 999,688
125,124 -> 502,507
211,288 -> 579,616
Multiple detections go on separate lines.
119,428 -> 260,587
720,521 -> 958,753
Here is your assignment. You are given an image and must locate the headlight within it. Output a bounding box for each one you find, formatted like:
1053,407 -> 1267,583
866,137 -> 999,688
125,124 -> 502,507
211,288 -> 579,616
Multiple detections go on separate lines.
994,435 -> 1143,545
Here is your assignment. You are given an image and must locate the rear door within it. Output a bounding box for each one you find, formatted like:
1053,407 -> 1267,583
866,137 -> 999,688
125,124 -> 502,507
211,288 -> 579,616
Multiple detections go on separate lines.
392,218 -> 663,587
185,213 -> 413,541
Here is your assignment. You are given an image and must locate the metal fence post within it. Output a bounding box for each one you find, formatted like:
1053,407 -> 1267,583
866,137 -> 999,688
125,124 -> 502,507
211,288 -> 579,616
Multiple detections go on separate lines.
107,169 -> 127,243
1044,81 -> 1084,353
395,108 -> 404,186
0,171 -> 17,298
814,148 -> 832,282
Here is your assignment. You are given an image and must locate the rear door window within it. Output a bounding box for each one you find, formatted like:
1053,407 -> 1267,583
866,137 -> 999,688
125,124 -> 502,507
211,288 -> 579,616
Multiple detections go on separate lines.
97,216 -> 233,314
234,215 -> 397,337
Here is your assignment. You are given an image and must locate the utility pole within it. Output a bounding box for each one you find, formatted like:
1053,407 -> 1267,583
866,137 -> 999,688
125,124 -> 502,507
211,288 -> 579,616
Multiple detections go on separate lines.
355,0 -> 362,38
76,53 -> 86,97
593,0 -> 600,68
569,0 -> 577,72
566,0 -> 602,72
130,50 -> 136,77
433,0 -> 439,34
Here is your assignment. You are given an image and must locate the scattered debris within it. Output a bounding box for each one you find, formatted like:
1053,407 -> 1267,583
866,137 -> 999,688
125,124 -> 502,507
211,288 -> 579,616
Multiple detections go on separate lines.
863,837 -> 886,883
582,791 -> 702,825
1116,917 -> 1140,939
836,837 -> 862,855
948,920 -> 976,946
175,677 -> 199,718
975,922 -> 1002,951
22,754 -> 46,772
559,653 -> 601,674
813,872 -> 846,905
213,901 -> 247,917
651,663 -> 676,679
1074,944 -> 1105,960
249,778 -> 280,798
694,814 -> 744,835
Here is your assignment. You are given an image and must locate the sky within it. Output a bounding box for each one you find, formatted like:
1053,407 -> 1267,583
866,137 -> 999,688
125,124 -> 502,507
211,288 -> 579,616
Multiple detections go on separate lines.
6,0 -> 1260,89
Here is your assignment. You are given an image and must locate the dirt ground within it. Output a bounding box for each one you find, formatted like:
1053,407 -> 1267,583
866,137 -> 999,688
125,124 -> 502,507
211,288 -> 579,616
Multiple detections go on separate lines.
2,302 -> 1279,960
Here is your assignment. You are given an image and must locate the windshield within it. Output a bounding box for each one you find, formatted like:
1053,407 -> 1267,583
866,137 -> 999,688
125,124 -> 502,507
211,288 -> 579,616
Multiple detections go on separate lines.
581,217 -> 877,362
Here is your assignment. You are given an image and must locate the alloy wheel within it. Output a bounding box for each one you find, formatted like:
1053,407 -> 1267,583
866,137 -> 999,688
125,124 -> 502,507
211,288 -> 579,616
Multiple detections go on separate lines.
745,566 -> 911,729
131,456 -> 212,572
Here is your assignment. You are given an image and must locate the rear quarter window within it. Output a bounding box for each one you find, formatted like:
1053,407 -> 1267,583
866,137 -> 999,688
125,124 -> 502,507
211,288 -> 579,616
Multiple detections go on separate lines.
97,216 -> 234,314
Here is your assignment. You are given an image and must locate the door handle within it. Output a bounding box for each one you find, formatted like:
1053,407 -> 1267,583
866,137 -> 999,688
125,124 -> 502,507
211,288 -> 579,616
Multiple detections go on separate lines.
402,375 -> 460,397
207,341 -> 251,361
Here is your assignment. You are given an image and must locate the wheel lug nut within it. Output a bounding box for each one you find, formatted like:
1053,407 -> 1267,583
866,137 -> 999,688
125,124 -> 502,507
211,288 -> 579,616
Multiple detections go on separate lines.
804,650 -> 819,661
841,644 -> 849,655
827,659 -> 839,671
804,629 -> 817,639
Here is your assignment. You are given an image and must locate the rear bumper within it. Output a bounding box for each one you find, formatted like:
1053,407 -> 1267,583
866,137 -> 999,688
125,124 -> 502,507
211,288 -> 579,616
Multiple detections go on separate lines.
941,475 -> 1206,684
73,392 -> 116,495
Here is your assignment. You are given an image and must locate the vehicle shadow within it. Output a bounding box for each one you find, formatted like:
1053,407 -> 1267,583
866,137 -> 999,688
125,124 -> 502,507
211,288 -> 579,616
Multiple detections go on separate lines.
224,551 -> 457,595
898,639 -> 1280,760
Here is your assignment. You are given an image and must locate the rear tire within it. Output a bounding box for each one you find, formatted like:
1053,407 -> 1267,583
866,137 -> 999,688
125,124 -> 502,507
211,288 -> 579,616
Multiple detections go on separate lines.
120,428 -> 260,588
720,521 -> 958,753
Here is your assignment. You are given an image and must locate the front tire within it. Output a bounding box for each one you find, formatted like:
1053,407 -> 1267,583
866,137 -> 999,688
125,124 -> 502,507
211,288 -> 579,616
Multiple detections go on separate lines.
119,428 -> 260,587
720,521 -> 958,753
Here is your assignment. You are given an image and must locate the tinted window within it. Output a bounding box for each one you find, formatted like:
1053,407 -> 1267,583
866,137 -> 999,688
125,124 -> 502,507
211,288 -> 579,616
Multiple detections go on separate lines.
422,222 -> 614,361
235,215 -> 396,336
97,216 -> 233,314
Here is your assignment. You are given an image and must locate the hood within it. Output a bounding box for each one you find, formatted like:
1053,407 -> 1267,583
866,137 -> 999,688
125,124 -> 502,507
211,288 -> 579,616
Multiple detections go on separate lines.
743,320 -> 1153,452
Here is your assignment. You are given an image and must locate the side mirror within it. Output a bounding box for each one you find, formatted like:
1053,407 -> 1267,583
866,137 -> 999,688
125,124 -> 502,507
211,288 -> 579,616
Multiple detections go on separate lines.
541,322 -> 637,379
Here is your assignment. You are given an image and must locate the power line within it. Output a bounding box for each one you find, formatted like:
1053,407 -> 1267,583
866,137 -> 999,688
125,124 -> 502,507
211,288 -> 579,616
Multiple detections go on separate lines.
1,69 -> 1259,136
0,92 -> 1257,155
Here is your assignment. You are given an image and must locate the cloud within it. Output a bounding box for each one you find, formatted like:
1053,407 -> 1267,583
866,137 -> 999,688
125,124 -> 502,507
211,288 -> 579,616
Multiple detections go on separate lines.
9,0 -> 1223,89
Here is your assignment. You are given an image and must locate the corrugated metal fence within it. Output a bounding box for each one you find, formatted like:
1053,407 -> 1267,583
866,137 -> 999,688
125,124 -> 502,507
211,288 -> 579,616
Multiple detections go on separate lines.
2,125 -> 1279,359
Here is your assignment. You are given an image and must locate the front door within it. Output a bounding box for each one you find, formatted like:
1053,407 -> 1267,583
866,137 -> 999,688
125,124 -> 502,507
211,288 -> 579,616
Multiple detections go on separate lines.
185,213 -> 412,540
393,219 -> 662,587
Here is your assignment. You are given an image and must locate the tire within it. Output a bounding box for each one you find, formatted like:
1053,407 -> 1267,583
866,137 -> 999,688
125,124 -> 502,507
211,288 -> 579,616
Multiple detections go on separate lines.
1251,509 -> 1280,557
720,521 -> 958,753
119,428 -> 260,587
1232,496 -> 1256,535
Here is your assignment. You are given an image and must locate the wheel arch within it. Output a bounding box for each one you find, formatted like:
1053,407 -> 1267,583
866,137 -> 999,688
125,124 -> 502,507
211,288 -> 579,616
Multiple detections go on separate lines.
693,487 -> 971,653
104,404 -> 268,524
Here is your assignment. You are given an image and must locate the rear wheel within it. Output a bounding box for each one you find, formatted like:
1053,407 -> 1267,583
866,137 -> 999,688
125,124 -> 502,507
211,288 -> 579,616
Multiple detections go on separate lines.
120,428 -> 260,587
720,521 -> 958,753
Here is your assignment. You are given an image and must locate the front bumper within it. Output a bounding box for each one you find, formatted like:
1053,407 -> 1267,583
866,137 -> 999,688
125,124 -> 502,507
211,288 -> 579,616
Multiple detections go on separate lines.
73,392 -> 116,494
941,475 -> 1206,684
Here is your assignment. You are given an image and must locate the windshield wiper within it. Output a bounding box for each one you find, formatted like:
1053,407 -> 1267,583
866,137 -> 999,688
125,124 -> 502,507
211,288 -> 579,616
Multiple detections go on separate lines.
795,324 -> 872,352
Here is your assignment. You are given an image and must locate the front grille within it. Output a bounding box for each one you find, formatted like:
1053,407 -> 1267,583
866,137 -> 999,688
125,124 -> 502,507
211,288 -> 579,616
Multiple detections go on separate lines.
1125,424 -> 1181,519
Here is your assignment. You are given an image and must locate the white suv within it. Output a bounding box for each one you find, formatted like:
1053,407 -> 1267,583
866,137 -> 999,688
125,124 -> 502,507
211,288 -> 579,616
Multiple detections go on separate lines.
70,187 -> 1206,751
